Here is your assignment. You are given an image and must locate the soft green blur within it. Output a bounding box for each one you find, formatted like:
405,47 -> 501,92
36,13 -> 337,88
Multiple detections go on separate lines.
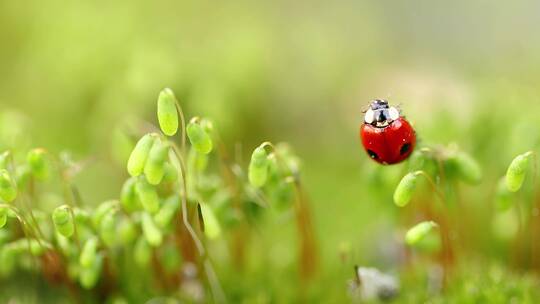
1,0 -> 540,302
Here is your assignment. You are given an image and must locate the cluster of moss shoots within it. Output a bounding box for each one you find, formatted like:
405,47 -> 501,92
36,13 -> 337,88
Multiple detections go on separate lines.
393,144 -> 538,287
0,88 -> 317,302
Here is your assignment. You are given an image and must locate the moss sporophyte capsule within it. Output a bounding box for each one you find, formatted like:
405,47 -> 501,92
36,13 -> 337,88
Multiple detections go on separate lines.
393,172 -> 418,207
248,145 -> 270,188
0,169 -> 17,203
187,118 -> 213,154
127,134 -> 157,177
52,205 -> 74,238
405,221 -> 438,246
144,139 -> 169,185
135,177 -> 160,214
157,88 -> 179,136
506,152 -> 532,192
27,148 -> 49,180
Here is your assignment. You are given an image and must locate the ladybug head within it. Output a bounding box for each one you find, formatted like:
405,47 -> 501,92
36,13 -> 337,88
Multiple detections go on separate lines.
364,99 -> 400,127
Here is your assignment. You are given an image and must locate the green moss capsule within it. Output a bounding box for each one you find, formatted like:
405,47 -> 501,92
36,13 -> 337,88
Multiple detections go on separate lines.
405,221 -> 438,246
450,152 -> 482,184
135,178 -> 160,214
134,237 -> 151,267
506,152 -> 531,192
157,88 -> 179,136
127,134 -> 156,177
80,237 -> 99,268
495,177 -> 512,212
100,211 -> 116,246
0,206 -> 7,228
187,120 -> 213,154
199,202 -> 221,240
142,213 -> 162,247
188,148 -> 208,173
27,148 -> 49,181
80,253 -> 103,289
248,146 -> 270,188
154,195 -> 180,229
120,177 -> 139,212
144,140 -> 169,185
52,205 -> 74,238
91,200 -> 117,229
118,217 -> 137,245
393,172 -> 418,207
0,169 -> 17,203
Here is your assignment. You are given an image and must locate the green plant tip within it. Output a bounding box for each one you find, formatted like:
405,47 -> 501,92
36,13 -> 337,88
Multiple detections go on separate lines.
248,146 -> 270,188
27,148 -> 49,181
144,139 -> 169,185
127,134 -> 156,177
393,172 -> 418,207
0,169 -> 17,203
187,120 -> 213,154
405,221 -> 438,246
135,178 -> 160,214
505,153 -> 531,192
52,205 -> 74,238
157,88 -> 179,136
80,237 -> 99,268
142,213 -> 163,247
453,152 -> 482,184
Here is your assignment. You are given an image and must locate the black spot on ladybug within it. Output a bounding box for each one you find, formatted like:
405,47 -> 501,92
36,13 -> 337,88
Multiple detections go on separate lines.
400,143 -> 411,155
367,150 -> 379,160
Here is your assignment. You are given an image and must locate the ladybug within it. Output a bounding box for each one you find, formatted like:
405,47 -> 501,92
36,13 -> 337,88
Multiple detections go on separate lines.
360,99 -> 416,165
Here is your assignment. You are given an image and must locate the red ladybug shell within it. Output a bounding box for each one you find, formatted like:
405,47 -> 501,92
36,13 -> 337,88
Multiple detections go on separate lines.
360,117 -> 416,165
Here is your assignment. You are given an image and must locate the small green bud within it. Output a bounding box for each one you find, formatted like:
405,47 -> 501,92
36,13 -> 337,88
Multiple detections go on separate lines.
80,254 -> 103,289
80,237 -> 99,268
495,177 -> 513,212
199,202 -> 221,240
405,221 -> 438,246
157,88 -> 179,136
142,213 -> 162,247
134,237 -> 151,267
135,178 -> 160,214
451,152 -> 482,184
91,200 -> 117,229
187,120 -> 213,154
0,206 -> 7,228
393,172 -> 419,207
144,140 -> 169,185
27,148 -> 49,181
248,146 -> 270,188
52,205 -> 74,238
188,148 -> 208,173
127,134 -> 156,177
0,169 -> 17,203
154,196 -> 180,229
120,177 -> 139,212
506,152 -> 531,192
118,217 -> 137,245
99,211 -> 116,246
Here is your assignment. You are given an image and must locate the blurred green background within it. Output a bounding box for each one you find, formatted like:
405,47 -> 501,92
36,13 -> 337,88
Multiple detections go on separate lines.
1,0 -> 540,302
